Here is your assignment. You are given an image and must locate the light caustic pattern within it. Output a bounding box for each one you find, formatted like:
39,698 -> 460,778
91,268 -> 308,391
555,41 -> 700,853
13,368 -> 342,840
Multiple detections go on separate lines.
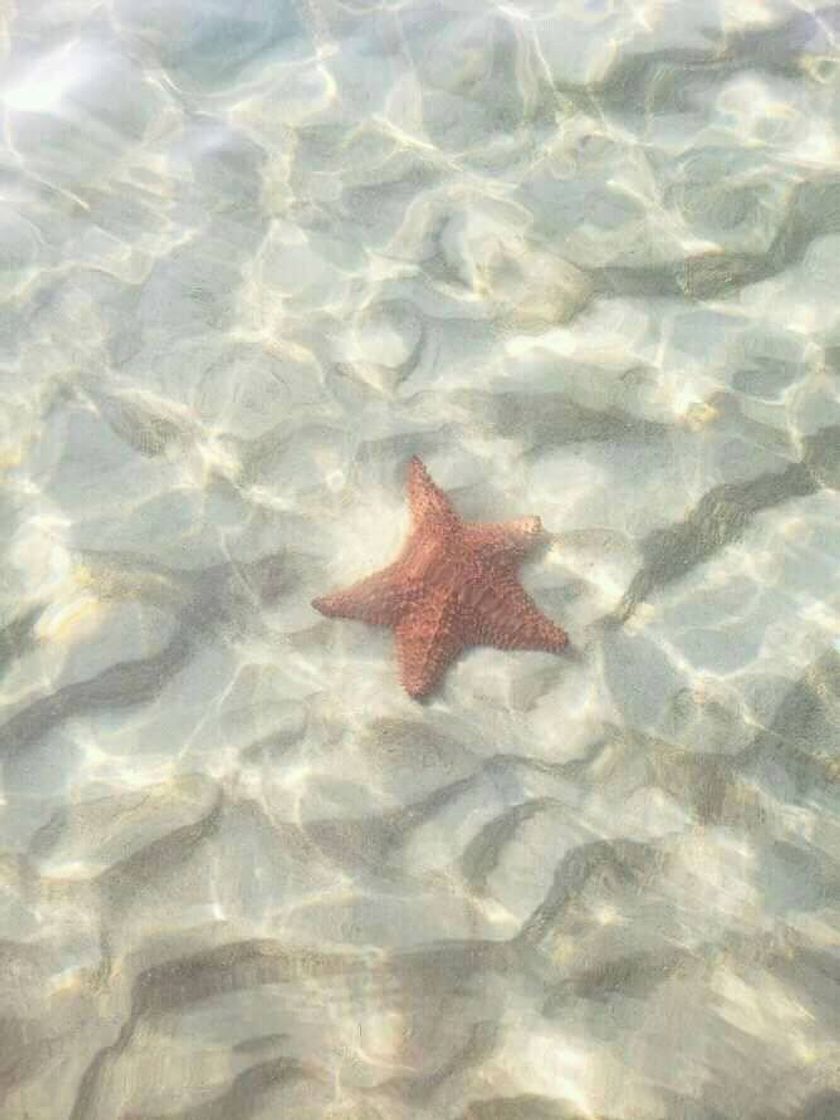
1,0 -> 840,1118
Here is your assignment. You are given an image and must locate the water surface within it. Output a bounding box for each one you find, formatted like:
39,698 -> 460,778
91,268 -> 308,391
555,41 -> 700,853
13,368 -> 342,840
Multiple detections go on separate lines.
1,1 -> 840,1118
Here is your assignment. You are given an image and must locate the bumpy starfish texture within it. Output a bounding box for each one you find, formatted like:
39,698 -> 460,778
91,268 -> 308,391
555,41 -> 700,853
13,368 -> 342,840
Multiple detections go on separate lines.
313,457 -> 568,698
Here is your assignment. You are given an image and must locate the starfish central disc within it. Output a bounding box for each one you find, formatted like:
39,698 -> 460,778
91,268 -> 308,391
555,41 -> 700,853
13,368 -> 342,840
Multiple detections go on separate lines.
313,457 -> 568,698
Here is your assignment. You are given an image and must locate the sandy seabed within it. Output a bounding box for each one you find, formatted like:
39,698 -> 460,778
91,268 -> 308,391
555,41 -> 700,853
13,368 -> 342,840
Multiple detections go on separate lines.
1,1 -> 840,1118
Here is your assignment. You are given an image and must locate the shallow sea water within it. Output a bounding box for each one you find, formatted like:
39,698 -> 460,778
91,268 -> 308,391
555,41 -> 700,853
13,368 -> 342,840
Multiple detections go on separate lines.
1,1 -> 840,1117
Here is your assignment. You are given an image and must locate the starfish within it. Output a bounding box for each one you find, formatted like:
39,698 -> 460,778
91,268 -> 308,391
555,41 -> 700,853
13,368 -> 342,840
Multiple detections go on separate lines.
313,457 -> 568,698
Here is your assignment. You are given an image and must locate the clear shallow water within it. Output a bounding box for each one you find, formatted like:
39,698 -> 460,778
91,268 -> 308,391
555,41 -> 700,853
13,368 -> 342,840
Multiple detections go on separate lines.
1,1 -> 840,1117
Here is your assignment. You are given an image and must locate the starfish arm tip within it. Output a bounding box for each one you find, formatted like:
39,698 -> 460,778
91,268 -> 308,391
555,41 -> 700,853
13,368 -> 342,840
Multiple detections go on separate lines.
312,590 -> 355,618
400,662 -> 444,699
407,455 -> 427,481
406,455 -> 456,525
532,616 -> 570,652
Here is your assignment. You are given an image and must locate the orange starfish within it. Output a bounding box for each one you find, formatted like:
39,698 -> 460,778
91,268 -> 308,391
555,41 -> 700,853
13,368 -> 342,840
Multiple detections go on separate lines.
313,457 -> 568,698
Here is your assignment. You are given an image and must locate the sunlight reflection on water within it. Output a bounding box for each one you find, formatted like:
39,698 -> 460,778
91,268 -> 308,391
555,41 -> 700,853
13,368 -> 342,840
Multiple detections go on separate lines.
1,1 -> 839,1118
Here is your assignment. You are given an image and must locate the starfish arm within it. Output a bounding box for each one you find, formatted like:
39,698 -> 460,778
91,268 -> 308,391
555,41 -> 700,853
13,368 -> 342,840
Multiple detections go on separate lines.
460,574 -> 568,653
312,564 -> 409,626
395,589 -> 464,698
407,456 -> 457,527
464,516 -> 543,561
